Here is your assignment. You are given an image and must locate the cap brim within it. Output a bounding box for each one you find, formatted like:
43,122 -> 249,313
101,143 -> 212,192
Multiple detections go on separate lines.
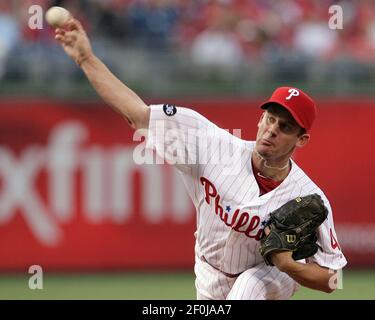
260,101 -> 306,130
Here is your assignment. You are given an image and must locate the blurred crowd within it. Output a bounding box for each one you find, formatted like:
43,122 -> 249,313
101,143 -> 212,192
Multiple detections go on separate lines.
1,0 -> 375,84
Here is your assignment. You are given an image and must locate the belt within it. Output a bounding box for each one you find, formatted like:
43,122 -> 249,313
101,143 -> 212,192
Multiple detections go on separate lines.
200,256 -> 242,278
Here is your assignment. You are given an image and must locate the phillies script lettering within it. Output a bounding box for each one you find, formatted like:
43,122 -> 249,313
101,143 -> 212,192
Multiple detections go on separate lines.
200,177 -> 262,240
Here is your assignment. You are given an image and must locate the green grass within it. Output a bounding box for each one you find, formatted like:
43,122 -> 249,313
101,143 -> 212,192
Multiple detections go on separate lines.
0,272 -> 195,300
0,270 -> 374,300
292,270 -> 375,300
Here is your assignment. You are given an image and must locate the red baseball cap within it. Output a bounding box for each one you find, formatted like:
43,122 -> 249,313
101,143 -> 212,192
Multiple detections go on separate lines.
259,87 -> 317,132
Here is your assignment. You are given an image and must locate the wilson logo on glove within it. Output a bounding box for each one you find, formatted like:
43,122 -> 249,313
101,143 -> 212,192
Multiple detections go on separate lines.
286,235 -> 297,244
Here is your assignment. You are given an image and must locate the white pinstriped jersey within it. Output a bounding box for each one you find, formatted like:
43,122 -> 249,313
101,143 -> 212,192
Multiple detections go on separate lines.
146,105 -> 347,276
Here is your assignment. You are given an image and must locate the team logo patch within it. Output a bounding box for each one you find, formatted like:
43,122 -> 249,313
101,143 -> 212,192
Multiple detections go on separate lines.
163,104 -> 177,116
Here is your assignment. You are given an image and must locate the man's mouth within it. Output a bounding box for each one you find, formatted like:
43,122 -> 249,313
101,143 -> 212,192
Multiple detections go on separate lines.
261,139 -> 273,147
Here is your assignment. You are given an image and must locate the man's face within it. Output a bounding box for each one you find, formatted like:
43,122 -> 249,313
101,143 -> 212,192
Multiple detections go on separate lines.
255,106 -> 309,162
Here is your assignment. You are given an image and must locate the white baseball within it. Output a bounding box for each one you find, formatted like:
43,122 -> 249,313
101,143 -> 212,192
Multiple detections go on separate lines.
45,6 -> 71,28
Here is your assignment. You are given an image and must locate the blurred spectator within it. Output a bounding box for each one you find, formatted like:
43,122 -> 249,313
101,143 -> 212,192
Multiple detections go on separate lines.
126,0 -> 180,49
293,17 -> 338,60
190,2 -> 244,71
0,2 -> 20,80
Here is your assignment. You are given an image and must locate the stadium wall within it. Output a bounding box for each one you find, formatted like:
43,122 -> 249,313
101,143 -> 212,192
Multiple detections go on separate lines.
0,99 -> 374,270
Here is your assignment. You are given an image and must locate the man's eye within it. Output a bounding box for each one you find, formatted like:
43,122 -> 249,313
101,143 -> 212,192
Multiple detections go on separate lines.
267,116 -> 275,123
281,124 -> 294,133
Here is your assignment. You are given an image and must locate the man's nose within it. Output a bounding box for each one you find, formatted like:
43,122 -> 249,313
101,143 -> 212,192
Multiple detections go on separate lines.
267,122 -> 278,136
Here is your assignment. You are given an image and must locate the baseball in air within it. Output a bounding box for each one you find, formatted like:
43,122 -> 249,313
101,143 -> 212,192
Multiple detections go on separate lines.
45,6 -> 71,28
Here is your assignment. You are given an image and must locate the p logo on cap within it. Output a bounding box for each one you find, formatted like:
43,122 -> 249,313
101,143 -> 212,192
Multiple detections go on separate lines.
286,89 -> 300,101
259,87 -> 317,132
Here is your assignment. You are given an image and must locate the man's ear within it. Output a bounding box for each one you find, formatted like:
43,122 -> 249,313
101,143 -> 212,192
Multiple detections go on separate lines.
296,134 -> 310,148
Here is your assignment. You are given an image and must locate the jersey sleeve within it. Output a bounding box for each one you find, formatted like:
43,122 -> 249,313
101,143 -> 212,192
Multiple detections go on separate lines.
307,199 -> 347,270
146,104 -> 218,173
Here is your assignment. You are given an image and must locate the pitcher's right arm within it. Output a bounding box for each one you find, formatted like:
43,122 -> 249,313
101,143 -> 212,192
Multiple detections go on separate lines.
55,18 -> 150,130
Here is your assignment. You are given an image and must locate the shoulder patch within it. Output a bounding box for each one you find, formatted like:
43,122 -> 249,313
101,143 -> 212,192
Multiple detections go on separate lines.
163,104 -> 177,116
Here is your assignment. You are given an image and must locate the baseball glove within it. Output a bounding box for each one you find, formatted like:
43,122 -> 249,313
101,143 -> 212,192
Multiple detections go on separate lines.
259,194 -> 328,266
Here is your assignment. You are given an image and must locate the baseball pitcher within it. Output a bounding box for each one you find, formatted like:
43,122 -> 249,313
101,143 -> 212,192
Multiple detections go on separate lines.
54,17 -> 347,300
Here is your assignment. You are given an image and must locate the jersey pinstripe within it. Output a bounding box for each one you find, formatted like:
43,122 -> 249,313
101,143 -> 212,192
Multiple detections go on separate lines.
146,105 -> 347,298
